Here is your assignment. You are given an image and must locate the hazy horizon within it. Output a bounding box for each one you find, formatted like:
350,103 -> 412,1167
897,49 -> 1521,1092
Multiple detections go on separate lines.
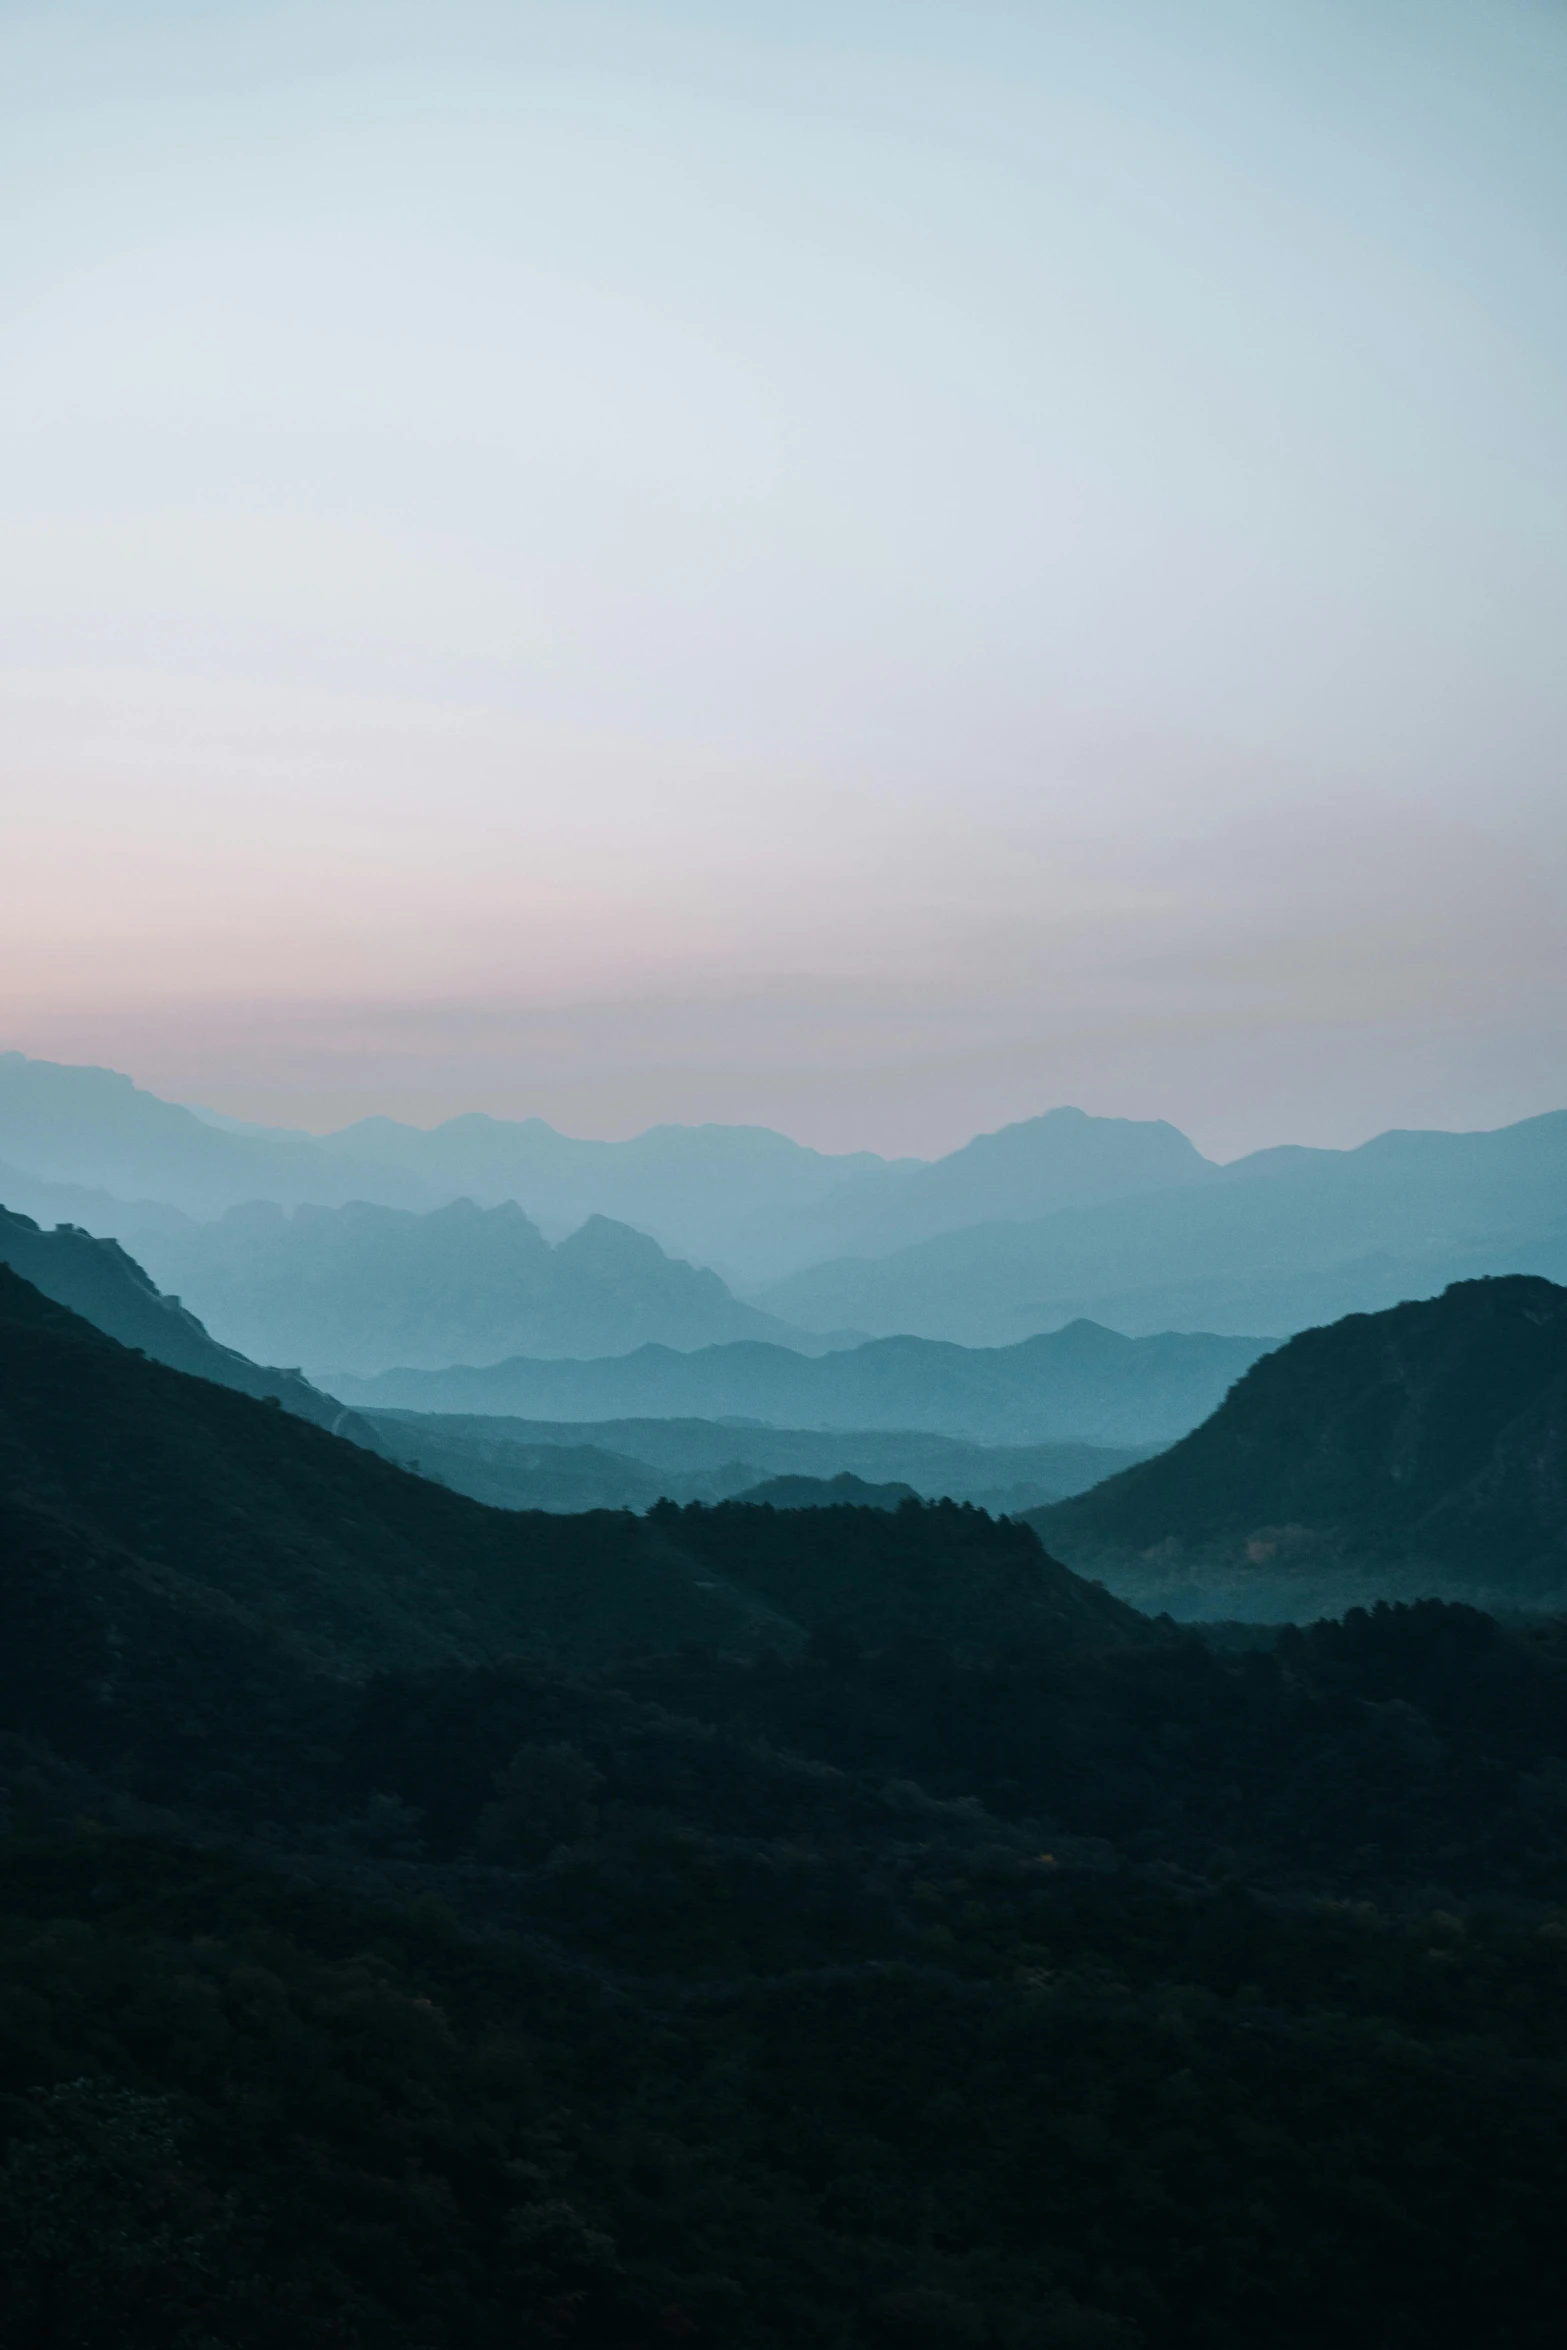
172,1074 -> 1565,1167
4,1 -> 1565,1157
5,1043 -> 1562,1173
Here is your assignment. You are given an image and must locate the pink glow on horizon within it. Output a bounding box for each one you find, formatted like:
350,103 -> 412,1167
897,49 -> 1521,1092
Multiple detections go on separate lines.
2,2 -> 1564,1153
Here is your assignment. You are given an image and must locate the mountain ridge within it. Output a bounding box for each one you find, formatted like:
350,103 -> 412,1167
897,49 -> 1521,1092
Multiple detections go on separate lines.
0,1261 -> 1144,1681
360,1409 -> 1156,1515
756,1109 -> 1567,1342
127,1194 -> 827,1372
6,1052 -> 1565,1347
0,1203 -> 380,1446
1026,1275 -> 1567,1619
327,1319 -> 1271,1446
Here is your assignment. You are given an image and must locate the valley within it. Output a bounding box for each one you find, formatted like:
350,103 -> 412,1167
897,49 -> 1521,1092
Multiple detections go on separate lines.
4,1054 -> 1567,2348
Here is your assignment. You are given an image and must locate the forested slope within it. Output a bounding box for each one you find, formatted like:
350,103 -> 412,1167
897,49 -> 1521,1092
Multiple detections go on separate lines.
1029,1276 -> 1567,1617
0,1205 -> 373,1439
5,1269 -> 1567,2347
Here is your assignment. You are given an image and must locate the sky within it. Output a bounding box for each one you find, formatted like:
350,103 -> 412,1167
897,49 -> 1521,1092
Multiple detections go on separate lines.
1,0 -> 1564,1160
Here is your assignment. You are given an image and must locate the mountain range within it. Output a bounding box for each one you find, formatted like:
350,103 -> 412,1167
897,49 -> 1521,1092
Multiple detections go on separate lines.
4,1054 -> 1565,1358
127,1195 -> 826,1373
0,1050 -> 898,1269
0,1201 -> 1163,1501
328,1320 -> 1270,1447
755,1113 -> 1567,1342
1028,1275 -> 1567,1620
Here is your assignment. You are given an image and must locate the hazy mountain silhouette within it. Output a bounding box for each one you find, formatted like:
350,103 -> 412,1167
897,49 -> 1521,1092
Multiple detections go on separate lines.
1027,1276 -> 1567,1619
0,1204 -> 377,1443
0,1053 -> 397,1216
7,1053 -> 1564,1343
330,1320 -> 1270,1446
758,1111 -> 1567,1343
2,1057 -> 1213,1281
361,1409 -> 1154,1514
755,1104 -> 1214,1270
129,1195 -> 822,1373
0,1052 -> 897,1261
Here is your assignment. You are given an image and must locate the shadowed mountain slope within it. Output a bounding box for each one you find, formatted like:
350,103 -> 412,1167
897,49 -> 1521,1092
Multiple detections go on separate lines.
0,1204 -> 373,1441
13,1267 -> 1567,2344
0,1267 -> 787,1683
0,1267 -> 1143,1692
131,1195 -> 819,1373
330,1320 -> 1271,1446
1027,1276 -> 1567,1619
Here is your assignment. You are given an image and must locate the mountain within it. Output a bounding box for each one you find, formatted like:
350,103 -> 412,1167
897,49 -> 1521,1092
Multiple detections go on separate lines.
0,1264 -> 1142,1690
0,1263 -> 801,1675
0,1057 -> 1226,1283
758,1104 -> 1214,1271
329,1320 -> 1271,1445
361,1410 -> 1154,1514
8,1263 -> 1567,2344
1027,1276 -> 1567,1619
1,1055 -> 1217,1283
0,1155 -> 192,1238
701,1104 -> 1217,1278
0,1051 -> 900,1263
757,1110 -> 1567,1343
128,1195 -> 824,1373
9,1051 -> 1565,1345
729,1470 -> 920,1508
0,1203 -> 376,1442
0,1052 -> 393,1216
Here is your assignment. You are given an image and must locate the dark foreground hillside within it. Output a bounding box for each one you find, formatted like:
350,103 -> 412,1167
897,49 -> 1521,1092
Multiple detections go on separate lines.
0,1203 -> 375,1441
6,1272 -> 1567,2347
1029,1276 -> 1567,1619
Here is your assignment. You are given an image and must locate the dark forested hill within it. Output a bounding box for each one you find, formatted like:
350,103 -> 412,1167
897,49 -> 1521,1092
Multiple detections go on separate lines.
0,1267 -> 1139,1692
1028,1276 -> 1567,1618
0,1204 -> 373,1441
11,1264 -> 1567,2347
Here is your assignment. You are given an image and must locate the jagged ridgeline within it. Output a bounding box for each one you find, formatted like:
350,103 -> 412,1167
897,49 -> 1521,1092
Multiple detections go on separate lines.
128,1196 -> 821,1374
6,1054 -> 1565,1353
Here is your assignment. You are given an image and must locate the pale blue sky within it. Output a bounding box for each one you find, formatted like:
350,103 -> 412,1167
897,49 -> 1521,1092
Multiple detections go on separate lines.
1,0 -> 1564,1154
